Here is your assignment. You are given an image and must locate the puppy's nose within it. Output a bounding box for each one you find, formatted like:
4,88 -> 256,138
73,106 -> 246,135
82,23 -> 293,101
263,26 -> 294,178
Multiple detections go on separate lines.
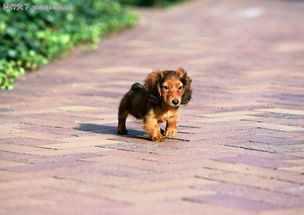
172,99 -> 179,105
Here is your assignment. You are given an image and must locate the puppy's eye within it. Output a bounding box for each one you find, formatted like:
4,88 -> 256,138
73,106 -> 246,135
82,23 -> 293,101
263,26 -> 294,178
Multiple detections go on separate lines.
163,86 -> 169,90
178,86 -> 182,90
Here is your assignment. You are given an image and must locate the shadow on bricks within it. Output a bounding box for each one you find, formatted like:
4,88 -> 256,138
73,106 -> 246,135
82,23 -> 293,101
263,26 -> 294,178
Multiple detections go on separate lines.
75,123 -> 148,140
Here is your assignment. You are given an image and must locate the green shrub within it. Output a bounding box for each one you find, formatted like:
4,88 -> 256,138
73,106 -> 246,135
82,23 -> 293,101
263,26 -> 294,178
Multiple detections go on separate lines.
0,0 -> 137,89
120,0 -> 183,7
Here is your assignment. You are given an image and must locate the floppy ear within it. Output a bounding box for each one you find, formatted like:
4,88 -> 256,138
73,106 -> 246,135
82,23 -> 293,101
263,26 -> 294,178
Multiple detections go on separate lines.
177,68 -> 192,105
144,70 -> 163,104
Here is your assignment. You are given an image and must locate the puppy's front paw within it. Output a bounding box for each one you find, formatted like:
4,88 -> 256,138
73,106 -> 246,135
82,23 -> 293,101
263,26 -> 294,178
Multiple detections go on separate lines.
152,134 -> 166,142
166,128 -> 177,137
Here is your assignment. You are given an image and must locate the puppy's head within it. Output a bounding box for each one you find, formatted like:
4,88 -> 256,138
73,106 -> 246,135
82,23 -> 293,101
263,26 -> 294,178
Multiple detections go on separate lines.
144,68 -> 192,106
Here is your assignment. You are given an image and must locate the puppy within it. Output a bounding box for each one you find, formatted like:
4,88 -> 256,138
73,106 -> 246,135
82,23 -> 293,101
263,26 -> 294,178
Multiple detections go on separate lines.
117,68 -> 192,141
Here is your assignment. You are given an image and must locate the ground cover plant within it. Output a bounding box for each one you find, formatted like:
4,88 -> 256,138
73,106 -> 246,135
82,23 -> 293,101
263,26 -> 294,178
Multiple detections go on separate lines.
0,0 -> 136,89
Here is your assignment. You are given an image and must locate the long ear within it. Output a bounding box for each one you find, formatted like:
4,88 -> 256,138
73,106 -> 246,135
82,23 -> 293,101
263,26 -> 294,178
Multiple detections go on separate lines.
177,68 -> 192,105
144,70 -> 163,104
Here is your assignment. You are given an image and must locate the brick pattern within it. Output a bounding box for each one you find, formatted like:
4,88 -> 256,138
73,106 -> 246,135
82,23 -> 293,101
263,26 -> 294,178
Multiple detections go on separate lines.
1,0 -> 304,214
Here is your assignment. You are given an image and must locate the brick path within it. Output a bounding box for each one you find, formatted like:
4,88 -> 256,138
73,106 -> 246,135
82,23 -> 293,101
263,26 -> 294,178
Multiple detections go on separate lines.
1,0 -> 304,214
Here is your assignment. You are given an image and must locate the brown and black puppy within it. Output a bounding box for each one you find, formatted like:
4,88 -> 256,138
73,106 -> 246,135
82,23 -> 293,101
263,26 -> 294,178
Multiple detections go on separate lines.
117,68 -> 192,141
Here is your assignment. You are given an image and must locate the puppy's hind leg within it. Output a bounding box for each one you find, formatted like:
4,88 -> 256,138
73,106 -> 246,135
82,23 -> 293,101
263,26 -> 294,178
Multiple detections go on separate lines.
117,108 -> 128,135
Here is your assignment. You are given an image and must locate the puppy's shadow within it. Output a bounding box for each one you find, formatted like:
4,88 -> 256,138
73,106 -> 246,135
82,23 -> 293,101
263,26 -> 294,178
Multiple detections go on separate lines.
75,123 -> 148,140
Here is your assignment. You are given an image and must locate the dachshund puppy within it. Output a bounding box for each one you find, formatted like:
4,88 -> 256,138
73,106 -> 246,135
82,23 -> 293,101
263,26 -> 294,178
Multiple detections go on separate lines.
117,68 -> 192,141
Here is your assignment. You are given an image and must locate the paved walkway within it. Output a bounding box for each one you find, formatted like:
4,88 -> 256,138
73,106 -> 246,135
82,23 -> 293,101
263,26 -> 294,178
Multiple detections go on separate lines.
1,0 -> 304,214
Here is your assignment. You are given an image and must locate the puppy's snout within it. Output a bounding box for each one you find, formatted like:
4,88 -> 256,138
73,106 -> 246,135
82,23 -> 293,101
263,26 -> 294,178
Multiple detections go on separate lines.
172,99 -> 179,105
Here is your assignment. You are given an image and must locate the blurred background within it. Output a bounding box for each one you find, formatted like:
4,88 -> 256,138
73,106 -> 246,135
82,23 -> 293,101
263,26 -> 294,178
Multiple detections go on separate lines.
0,0 -> 184,90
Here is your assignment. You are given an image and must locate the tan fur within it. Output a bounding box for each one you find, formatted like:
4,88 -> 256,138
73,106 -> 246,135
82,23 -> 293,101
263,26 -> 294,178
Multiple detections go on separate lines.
117,68 -> 192,141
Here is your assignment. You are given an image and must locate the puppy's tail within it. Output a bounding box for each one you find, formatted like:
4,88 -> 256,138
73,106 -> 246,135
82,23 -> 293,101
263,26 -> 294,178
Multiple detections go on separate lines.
131,82 -> 145,92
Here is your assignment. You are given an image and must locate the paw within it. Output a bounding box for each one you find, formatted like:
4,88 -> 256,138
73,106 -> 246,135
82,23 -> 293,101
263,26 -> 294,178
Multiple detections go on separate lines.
117,128 -> 127,135
152,134 -> 166,142
166,128 -> 177,137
